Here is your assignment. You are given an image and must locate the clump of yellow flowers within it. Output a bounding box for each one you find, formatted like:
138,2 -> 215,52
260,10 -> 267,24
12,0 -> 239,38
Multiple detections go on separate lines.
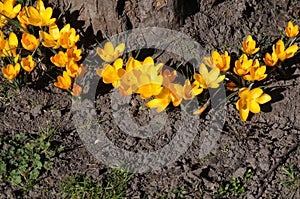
96,20 -> 298,122
0,0 -> 83,96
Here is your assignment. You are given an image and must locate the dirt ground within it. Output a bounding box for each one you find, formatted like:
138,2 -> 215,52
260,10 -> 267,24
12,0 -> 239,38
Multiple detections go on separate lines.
0,0 -> 299,198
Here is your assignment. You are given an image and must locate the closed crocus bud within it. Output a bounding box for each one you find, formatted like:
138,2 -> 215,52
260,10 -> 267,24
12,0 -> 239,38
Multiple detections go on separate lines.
242,35 -> 260,55
286,21 -> 299,38
236,87 -> 271,121
21,32 -> 40,51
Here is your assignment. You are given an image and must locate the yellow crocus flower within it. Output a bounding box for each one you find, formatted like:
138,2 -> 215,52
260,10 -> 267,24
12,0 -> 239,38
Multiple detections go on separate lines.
26,0 -> 56,26
242,35 -> 260,55
50,51 -> 68,67
59,24 -> 80,49
134,57 -> 164,99
274,39 -> 298,61
67,46 -> 82,61
182,79 -> 203,100
39,23 -> 61,49
0,0 -> 21,28
21,55 -> 35,72
234,54 -> 253,76
119,57 -> 163,96
54,71 -> 72,90
285,21 -> 299,38
21,32 -> 40,51
211,51 -> 231,71
1,32 -> 18,57
146,83 -> 183,113
97,58 -> 125,88
2,63 -> 20,80
66,60 -> 81,78
194,63 -> 225,89
243,60 -> 267,81
236,87 -> 271,121
263,51 -> 278,67
97,42 -> 125,63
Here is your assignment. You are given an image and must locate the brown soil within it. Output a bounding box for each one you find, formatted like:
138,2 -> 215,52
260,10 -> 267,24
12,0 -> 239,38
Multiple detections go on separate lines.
0,0 -> 299,198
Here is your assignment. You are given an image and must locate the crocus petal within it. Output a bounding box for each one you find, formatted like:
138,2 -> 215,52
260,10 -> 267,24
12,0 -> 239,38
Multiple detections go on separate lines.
285,45 -> 298,59
104,42 -> 114,55
208,68 -> 220,82
248,88 -> 263,99
199,63 -> 208,76
113,58 -> 123,70
248,100 -> 260,113
143,57 -> 154,66
256,94 -> 271,104
115,43 -> 125,54
239,108 -> 249,122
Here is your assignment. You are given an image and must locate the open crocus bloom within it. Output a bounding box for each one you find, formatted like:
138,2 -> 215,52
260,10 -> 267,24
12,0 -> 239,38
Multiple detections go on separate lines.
194,63 -> 225,89
211,51 -> 231,72
26,0 -> 56,26
242,35 -> 260,55
236,87 -> 271,121
234,54 -> 253,76
97,42 -> 125,63
0,0 -> 21,28
21,32 -> 40,51
97,58 -> 125,88
2,62 -> 20,80
54,71 -> 72,90
1,32 -> 18,57
274,39 -> 298,61
243,59 -> 267,81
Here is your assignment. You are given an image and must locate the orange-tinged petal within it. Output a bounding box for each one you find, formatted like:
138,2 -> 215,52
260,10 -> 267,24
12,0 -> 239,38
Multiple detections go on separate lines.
194,73 -> 207,89
275,40 -> 285,55
102,65 -> 118,84
263,52 -> 278,67
286,21 -> 299,38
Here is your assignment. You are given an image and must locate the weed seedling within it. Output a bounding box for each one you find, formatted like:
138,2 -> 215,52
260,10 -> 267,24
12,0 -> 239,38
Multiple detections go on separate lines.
0,129 -> 59,192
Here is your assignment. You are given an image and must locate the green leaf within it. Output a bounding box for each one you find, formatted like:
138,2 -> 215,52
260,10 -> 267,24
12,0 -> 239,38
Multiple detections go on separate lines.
29,169 -> 40,180
10,170 -> 22,186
